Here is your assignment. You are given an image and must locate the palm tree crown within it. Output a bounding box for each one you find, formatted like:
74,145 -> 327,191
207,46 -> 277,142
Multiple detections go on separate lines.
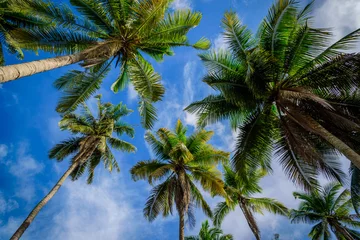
213,165 -> 288,240
5,0 -> 210,128
290,183 -> 360,239
50,96 -> 136,183
185,220 -> 233,240
0,0 -> 49,65
186,0 -> 360,190
131,120 -> 229,240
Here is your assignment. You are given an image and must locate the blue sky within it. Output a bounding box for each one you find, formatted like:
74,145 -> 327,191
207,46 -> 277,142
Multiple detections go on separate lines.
1,0 -> 360,239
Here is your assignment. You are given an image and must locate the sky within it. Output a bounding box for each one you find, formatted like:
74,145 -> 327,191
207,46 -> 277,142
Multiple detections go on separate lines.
1,0 -> 360,239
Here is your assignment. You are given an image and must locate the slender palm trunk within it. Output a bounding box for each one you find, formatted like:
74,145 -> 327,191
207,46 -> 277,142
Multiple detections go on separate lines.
307,117 -> 360,169
179,209 -> 185,240
0,53 -> 85,83
10,138 -> 99,240
176,170 -> 189,240
239,200 -> 260,240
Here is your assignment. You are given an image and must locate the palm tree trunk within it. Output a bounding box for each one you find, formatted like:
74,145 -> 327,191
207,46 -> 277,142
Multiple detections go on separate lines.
0,53 -> 85,83
10,137 -> 99,240
330,221 -> 355,240
179,209 -> 185,240
239,200 -> 260,240
306,117 -> 360,169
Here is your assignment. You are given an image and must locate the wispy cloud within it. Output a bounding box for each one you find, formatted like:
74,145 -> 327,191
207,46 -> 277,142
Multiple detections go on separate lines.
0,142 -> 44,203
0,144 -> 8,160
171,0 -> 192,10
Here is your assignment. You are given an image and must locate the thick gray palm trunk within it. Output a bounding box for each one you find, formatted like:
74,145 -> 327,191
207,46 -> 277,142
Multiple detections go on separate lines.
10,138 -> 99,240
239,200 -> 260,240
0,53 -> 85,83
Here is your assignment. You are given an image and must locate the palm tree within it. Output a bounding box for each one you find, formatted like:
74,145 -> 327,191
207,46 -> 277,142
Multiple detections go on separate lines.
290,183 -> 360,239
131,120 -> 229,240
10,96 -> 136,240
185,220 -> 233,240
0,0 -> 209,128
0,0 -> 49,65
213,165 -> 288,240
186,0 -> 360,189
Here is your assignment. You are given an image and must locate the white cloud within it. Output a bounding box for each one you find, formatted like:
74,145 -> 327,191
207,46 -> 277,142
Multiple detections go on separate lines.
213,34 -> 228,51
7,174 -> 172,240
9,143 -> 44,178
314,0 -> 360,43
127,84 -> 138,102
171,0 -> 192,10
0,144 -> 8,160
0,193 -> 19,215
0,142 -> 44,203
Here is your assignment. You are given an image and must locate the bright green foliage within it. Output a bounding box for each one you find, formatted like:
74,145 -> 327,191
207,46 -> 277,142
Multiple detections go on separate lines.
186,0 -> 360,190
49,96 -> 136,183
131,120 -> 229,228
213,165 -> 288,240
290,183 -> 360,239
0,0 -> 49,65
185,220 -> 233,240
11,0 -> 210,129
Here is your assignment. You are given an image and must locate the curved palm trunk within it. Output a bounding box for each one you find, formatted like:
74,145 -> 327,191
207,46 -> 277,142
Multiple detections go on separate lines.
0,53 -> 85,83
330,221 -> 355,240
10,138 -> 99,240
239,199 -> 260,240
306,117 -> 360,169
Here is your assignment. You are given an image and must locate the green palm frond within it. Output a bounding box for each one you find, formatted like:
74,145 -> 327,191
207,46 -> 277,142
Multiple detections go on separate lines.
131,160 -> 172,184
222,12 -> 255,63
232,107 -> 275,173
143,175 -> 175,221
51,97 -> 135,184
55,63 -> 111,113
107,137 -> 136,153
213,201 -> 233,227
139,98 -> 158,129
135,120 -> 229,230
48,137 -> 83,161
350,164 -> 360,216
249,197 -> 288,215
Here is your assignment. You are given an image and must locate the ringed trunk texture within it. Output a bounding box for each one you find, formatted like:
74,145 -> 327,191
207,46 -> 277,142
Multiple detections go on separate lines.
179,210 -> 185,240
307,117 -> 360,169
239,200 -> 260,240
10,137 -> 99,240
0,53 -> 85,83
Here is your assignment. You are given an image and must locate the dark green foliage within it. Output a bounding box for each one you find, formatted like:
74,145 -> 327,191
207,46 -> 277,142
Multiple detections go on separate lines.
49,96 -> 136,183
13,0 -> 210,129
290,183 -> 360,239
131,120 -> 229,228
186,0 -> 360,190
185,220 -> 233,240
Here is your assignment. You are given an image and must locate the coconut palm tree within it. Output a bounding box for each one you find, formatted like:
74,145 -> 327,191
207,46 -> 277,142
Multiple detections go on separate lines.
0,0 -> 49,65
0,0 -> 210,128
186,0 -> 360,190
213,165 -> 288,240
290,183 -> 360,239
10,96 -> 136,240
185,220 -> 233,240
131,120 -> 229,240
